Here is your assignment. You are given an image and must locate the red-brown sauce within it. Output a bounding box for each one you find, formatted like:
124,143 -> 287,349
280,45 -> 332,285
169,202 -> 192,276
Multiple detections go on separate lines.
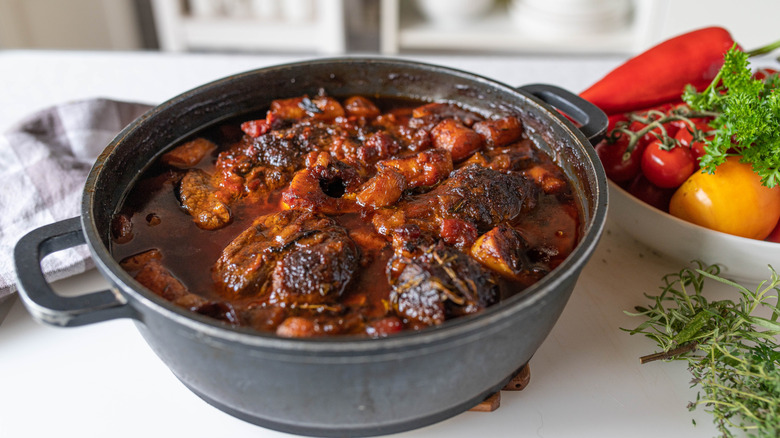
111,95 -> 580,337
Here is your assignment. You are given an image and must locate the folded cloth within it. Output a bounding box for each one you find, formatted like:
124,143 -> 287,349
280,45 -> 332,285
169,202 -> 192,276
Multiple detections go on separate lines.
0,99 -> 154,300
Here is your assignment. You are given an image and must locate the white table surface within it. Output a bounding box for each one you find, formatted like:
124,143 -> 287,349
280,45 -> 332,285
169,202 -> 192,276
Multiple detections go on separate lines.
0,50 -> 742,438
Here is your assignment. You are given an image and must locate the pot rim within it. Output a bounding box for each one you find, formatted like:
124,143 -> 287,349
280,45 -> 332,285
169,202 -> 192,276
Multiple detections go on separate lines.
82,56 -> 608,353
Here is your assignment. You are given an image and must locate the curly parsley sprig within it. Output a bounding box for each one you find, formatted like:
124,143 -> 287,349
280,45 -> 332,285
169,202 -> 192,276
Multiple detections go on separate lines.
624,262 -> 780,437
683,46 -> 780,188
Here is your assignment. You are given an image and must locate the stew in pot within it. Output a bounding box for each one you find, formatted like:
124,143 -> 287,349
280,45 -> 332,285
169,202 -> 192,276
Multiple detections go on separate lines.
111,93 -> 580,337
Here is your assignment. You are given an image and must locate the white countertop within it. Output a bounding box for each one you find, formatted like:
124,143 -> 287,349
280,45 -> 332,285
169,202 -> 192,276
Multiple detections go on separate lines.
0,50 -> 737,438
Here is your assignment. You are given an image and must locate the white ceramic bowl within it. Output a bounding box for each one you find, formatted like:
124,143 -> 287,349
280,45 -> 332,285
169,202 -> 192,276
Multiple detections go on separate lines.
609,180 -> 780,285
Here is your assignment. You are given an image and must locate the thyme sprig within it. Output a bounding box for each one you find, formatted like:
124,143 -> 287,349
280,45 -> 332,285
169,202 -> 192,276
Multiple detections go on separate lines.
624,262 -> 780,437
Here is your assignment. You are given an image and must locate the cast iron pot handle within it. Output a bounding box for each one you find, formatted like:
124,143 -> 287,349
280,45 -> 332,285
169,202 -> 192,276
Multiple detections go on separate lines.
14,217 -> 136,327
518,83 -> 608,146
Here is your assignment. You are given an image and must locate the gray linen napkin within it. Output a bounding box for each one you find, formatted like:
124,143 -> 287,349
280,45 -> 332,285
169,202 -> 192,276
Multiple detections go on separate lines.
0,98 -> 153,300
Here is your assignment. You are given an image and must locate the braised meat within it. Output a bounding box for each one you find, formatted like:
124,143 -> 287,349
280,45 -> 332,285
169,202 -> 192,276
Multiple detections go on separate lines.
373,164 -> 539,250
113,93 -> 581,337
160,137 -> 216,169
472,116 -> 524,148
431,119 -> 484,162
421,164 -> 538,231
214,209 -> 360,306
178,169 -> 232,230
388,242 -> 499,326
281,152 -> 364,214
121,249 -> 239,323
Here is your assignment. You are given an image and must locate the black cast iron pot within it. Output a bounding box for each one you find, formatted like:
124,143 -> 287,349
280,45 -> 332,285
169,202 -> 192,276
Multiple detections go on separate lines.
14,58 -> 608,437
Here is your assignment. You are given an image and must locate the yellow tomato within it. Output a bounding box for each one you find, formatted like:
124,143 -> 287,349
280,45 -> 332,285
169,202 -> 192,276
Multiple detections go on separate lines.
669,156 -> 780,240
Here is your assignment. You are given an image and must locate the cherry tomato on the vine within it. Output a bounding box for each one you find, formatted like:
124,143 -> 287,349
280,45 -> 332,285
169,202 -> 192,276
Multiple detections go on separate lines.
753,67 -> 778,81
595,132 -> 644,183
627,173 -> 676,211
628,119 -> 679,150
607,114 -> 628,132
766,218 -> 780,243
672,117 -> 712,161
674,128 -> 709,162
641,140 -> 696,188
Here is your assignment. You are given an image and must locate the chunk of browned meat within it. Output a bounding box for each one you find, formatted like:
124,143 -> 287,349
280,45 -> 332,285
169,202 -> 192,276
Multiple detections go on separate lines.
160,137 -> 216,169
473,116 -> 524,147
281,152 -> 363,214
355,167 -> 406,209
111,213 -> 133,244
388,242 -> 499,326
214,120 -> 337,199
178,169 -> 232,230
431,119 -> 484,162
483,140 -> 540,171
121,249 -> 187,301
269,96 -> 345,122
344,96 -> 380,119
275,313 -> 364,338
120,249 -> 163,274
121,250 -> 240,323
470,225 -> 535,281
239,306 -> 287,332
213,210 -> 360,305
378,149 -> 453,188
356,131 -> 401,165
411,102 -> 483,127
268,228 -> 359,305
404,164 -> 538,233
524,164 -> 567,194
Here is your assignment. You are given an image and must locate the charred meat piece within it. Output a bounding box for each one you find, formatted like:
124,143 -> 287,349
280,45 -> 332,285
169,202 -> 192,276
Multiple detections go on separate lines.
268,228 -> 359,306
269,96 -> 346,123
431,164 -> 537,230
371,164 -> 539,250
404,164 -> 538,233
431,119 -> 484,162
470,224 -> 546,287
215,120 -> 343,199
160,137 -> 216,169
213,210 -> 360,306
388,242 -> 499,327
389,224 -> 437,259
178,169 -> 232,230
356,131 -> 401,165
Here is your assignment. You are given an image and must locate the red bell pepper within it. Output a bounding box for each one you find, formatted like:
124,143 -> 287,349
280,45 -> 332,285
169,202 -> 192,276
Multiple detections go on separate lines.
580,27 -> 737,115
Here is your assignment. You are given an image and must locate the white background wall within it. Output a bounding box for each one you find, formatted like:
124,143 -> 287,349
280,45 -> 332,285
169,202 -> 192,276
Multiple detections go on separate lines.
0,0 -> 776,54
0,0 -> 142,50
649,0 -> 779,52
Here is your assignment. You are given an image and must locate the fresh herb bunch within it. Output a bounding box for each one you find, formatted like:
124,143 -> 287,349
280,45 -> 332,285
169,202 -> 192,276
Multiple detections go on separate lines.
624,262 -> 780,437
683,45 -> 780,188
